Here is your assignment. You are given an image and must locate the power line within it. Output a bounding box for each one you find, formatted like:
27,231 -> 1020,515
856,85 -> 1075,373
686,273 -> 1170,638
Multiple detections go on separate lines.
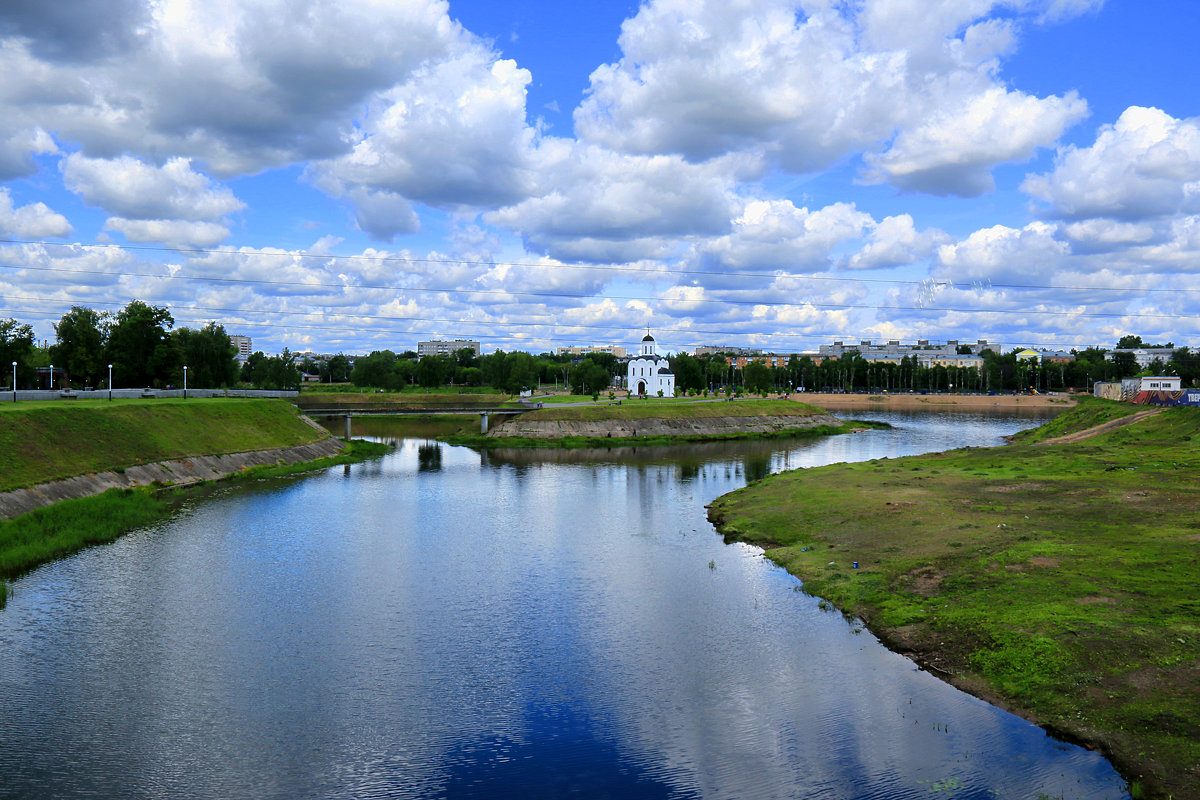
2,237 -> 1197,294
4,303 -> 1188,354
2,263 -> 1197,319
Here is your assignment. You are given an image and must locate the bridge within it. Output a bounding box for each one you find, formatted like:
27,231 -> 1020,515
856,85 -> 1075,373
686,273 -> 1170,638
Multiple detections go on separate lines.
298,404 -> 532,435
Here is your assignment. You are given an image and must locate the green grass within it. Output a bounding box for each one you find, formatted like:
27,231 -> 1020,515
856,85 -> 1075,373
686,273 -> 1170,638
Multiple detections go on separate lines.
0,398 -> 325,492
0,488 -> 172,579
525,398 -> 827,422
295,390 -> 515,408
299,383 -> 505,395
445,422 -> 872,449
708,402 -> 1200,799
0,440 -> 390,606
1011,396 -> 1145,443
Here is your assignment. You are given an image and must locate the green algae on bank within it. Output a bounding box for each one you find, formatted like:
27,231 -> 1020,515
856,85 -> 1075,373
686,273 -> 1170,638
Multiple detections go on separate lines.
707,399 -> 1200,799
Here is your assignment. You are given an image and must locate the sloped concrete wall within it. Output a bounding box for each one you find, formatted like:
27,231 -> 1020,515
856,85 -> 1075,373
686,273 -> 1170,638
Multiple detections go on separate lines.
0,437 -> 344,520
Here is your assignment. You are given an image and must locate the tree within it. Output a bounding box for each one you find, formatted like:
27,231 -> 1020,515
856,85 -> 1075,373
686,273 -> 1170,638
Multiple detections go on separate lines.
0,318 -> 35,388
1170,348 -> 1200,387
170,322 -> 239,388
52,306 -> 109,388
242,349 -> 299,389
351,350 -> 397,388
503,351 -> 536,393
704,357 -> 729,390
743,360 -> 772,394
669,353 -> 704,394
321,354 -> 351,383
1116,335 -> 1145,349
1110,351 -> 1139,379
570,358 -> 610,395
416,354 -> 449,388
106,300 -> 174,387
453,347 -> 479,369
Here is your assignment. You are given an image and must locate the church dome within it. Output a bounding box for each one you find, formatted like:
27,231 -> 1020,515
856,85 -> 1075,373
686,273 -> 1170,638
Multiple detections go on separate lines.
642,334 -> 655,342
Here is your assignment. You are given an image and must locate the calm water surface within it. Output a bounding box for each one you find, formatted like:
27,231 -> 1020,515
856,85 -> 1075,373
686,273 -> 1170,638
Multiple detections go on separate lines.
0,410 -> 1130,799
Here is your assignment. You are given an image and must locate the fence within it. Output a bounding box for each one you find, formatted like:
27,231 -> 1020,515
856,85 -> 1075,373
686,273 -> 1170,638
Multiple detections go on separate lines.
3,388 -> 299,402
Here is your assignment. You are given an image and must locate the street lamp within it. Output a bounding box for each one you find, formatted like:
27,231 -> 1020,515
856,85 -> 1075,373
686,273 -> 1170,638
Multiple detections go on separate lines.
183,365 -> 188,399
11,361 -> 15,402
108,363 -> 113,401
49,363 -> 54,391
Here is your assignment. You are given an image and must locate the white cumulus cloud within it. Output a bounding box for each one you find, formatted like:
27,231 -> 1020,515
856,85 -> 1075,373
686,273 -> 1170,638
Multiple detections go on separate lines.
63,154 -> 244,221
843,214 -> 950,270
1022,106 -> 1200,220
574,0 -> 1087,195
0,187 -> 71,237
864,86 -> 1087,196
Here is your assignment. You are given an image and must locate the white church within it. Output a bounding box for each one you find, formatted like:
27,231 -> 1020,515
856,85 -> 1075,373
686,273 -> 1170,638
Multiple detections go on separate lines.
626,331 -> 675,397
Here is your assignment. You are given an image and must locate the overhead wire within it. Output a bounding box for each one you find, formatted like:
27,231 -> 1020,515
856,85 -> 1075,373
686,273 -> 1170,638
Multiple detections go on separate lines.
1,237 -> 1197,294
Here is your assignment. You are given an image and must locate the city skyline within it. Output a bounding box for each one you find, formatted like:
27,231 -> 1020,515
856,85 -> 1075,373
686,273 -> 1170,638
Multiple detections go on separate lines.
1,0 -> 1198,355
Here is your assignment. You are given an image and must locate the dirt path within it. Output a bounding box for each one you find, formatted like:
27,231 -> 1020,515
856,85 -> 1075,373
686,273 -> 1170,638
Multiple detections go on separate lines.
1035,408 -> 1162,445
787,392 -> 1077,411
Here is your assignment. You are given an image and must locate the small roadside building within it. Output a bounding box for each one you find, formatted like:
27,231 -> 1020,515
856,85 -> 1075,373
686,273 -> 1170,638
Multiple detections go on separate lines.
627,331 -> 675,397
1140,376 -> 1181,392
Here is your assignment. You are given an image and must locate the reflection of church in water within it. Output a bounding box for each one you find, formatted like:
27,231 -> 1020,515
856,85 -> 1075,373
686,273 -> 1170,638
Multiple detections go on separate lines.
626,330 -> 675,397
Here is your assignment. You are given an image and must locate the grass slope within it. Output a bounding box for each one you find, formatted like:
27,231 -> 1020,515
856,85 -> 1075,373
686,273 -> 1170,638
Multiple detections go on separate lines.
0,398 -> 325,492
708,398 -> 1199,799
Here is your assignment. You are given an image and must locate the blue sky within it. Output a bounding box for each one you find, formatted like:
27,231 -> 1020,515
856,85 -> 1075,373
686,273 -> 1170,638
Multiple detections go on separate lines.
1,0 -> 1198,355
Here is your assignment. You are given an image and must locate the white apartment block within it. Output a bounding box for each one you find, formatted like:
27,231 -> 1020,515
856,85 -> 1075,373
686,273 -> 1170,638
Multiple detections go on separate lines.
418,339 -> 481,358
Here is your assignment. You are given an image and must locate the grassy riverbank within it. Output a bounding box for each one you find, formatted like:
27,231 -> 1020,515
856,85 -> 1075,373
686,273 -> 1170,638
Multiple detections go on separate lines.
527,397 -> 825,421
707,398 -> 1199,799
0,398 -> 327,492
295,389 -> 521,410
443,398 -> 880,447
0,440 -> 388,607
0,398 -> 387,606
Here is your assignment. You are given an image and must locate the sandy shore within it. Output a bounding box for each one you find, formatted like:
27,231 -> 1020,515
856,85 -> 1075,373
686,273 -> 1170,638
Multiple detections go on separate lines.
789,391 -> 1078,411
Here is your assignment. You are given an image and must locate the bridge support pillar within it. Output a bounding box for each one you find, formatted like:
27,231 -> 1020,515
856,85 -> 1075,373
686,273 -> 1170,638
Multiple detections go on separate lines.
480,412 -> 489,434
344,413 -> 352,440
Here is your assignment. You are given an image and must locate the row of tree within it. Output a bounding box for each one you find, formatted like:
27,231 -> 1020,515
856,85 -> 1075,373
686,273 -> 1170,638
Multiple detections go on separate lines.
668,346 -> 1199,395
5,307 -> 1194,396
334,339 -> 1200,396
345,348 -> 622,394
1,302 -> 299,390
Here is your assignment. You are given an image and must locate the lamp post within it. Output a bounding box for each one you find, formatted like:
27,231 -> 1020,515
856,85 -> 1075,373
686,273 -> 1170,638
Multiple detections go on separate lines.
11,361 -> 15,402
183,365 -> 188,399
49,363 -> 54,391
108,363 -> 113,401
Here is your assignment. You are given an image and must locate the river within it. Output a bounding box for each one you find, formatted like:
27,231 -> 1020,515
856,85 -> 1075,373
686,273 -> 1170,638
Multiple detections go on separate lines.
0,409 -> 1130,799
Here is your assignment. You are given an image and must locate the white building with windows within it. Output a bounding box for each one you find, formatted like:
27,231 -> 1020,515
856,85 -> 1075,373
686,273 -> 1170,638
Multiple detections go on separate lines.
229,335 -> 252,362
626,332 -> 674,397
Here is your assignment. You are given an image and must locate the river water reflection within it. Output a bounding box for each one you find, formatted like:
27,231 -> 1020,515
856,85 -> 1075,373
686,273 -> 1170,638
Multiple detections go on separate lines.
0,409 -> 1129,799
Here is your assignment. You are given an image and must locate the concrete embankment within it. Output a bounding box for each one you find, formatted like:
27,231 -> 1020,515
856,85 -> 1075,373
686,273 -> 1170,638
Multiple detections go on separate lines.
487,412 -> 842,439
0,437 -> 344,521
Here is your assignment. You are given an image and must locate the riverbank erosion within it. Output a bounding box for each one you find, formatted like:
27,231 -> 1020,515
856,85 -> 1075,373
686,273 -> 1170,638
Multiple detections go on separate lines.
479,398 -> 852,444
707,398 -> 1199,799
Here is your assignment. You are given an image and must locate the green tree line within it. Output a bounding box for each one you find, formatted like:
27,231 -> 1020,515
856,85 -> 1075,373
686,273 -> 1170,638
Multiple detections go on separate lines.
666,342 -> 1199,396
346,348 -> 624,395
1,302 -> 299,390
